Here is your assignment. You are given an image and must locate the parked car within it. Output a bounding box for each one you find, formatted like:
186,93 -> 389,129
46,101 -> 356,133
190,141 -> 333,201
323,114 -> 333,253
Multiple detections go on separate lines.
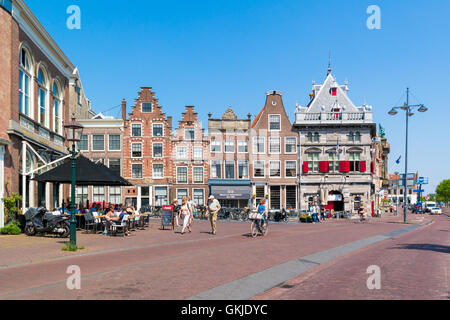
430,207 -> 442,215
424,202 -> 437,213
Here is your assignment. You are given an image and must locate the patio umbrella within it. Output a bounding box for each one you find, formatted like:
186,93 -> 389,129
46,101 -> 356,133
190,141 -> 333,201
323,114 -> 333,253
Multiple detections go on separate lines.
32,155 -> 133,186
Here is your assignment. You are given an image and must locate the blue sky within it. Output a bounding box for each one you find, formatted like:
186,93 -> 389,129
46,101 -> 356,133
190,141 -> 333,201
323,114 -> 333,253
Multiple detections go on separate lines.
26,0 -> 449,194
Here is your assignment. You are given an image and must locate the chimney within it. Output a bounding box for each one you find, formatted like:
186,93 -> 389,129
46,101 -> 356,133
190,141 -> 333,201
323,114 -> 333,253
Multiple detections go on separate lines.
167,116 -> 172,129
122,99 -> 127,121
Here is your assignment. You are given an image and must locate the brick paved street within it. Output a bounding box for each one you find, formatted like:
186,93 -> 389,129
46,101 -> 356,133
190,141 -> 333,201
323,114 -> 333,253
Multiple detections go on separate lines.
0,213 -> 445,300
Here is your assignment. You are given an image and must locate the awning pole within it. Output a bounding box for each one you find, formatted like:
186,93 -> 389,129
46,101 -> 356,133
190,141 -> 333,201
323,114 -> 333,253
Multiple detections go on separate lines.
22,141 -> 27,212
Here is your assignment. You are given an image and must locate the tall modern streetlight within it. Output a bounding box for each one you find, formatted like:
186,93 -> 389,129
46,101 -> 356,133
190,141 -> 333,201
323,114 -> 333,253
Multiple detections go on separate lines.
388,88 -> 428,223
64,116 -> 84,246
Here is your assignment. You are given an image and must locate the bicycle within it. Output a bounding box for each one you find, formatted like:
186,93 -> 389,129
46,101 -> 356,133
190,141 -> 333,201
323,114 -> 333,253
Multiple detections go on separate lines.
250,218 -> 268,238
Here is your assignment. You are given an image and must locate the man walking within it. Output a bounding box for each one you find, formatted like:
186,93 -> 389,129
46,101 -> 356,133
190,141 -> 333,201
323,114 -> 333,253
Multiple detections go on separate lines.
206,195 -> 221,235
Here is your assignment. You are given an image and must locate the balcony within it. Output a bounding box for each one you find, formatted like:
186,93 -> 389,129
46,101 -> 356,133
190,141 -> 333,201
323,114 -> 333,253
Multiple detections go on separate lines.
295,112 -> 373,125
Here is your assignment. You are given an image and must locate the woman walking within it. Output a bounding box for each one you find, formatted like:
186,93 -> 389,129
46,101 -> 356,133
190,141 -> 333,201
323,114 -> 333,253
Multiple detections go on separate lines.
180,197 -> 192,235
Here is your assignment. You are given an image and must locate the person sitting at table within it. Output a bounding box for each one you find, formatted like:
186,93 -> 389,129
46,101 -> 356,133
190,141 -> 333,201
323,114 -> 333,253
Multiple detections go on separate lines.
108,208 -> 130,236
102,204 -> 116,236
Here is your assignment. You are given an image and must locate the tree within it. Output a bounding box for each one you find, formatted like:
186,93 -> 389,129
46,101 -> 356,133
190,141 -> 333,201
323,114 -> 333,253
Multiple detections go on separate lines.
436,179 -> 450,205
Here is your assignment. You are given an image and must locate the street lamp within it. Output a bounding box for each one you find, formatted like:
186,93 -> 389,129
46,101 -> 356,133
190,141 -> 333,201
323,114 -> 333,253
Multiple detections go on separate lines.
388,88 -> 428,223
64,116 -> 84,246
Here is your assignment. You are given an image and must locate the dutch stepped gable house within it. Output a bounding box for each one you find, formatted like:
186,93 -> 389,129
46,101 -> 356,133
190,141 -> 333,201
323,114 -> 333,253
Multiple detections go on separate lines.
294,67 -> 377,215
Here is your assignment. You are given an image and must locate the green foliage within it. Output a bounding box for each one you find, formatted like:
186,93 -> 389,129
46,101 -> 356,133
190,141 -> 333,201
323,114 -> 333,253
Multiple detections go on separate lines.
436,179 -> 450,204
62,243 -> 85,252
3,193 -> 22,223
1,222 -> 21,235
381,198 -> 391,204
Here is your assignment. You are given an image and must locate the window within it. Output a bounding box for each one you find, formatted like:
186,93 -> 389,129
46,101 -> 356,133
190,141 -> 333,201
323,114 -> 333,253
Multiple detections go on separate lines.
269,137 -> 281,154
132,164 -> 143,179
132,124 -> 142,137
141,187 -> 150,207
142,102 -> 152,113
328,153 -> 340,172
238,161 -> 249,179
92,158 -> 104,164
193,167 -> 204,183
254,161 -> 265,177
109,159 -> 121,176
211,161 -> 222,179
19,47 -> 32,117
331,87 -> 337,96
153,143 -> 163,158
285,137 -> 296,153
92,135 -> 105,151
270,161 -> 281,177
185,128 -> 195,140
52,81 -> 62,134
37,67 -> 48,127
132,143 -> 142,158
109,134 -> 121,151
286,186 -> 296,209
313,132 -> 320,142
255,186 -> 265,204
211,140 -> 221,152
269,115 -> 281,131
193,147 -> 203,160
153,124 -> 163,137
349,132 -> 354,142
155,187 -> 168,206
109,187 -> 121,204
193,189 -> 205,206
286,161 -> 297,177
355,132 -> 361,142
177,167 -> 188,184
177,189 -> 188,204
93,186 -> 105,203
307,132 -> 313,142
253,137 -> 265,154
349,152 -> 361,172
176,147 -> 187,160
75,186 -> 89,207
225,161 -> 235,179
153,164 -> 164,179
224,140 -> 235,153
237,140 -> 248,153
270,186 -> 281,209
308,154 -> 319,173
78,134 -> 88,151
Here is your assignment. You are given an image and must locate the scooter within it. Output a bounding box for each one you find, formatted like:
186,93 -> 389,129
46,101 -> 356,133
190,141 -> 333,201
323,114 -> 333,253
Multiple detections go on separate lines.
24,207 -> 70,238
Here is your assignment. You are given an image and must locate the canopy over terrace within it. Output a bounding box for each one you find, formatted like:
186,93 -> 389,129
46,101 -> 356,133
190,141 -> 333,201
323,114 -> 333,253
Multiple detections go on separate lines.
32,155 -> 132,187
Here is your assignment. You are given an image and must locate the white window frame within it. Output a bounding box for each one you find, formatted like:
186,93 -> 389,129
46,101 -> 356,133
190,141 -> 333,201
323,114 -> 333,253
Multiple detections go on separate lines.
193,146 -> 203,161
210,140 -> 222,153
131,163 -> 143,179
177,166 -> 188,184
285,160 -> 297,178
108,158 -> 121,176
108,186 -> 122,204
152,163 -> 164,179
238,160 -> 249,179
108,134 -> 121,151
308,153 -> 319,173
193,188 -> 205,206
237,140 -> 248,153
152,142 -> 163,158
152,123 -> 164,137
268,114 -> 281,131
224,140 -> 235,153
19,46 -> 33,119
269,160 -> 281,178
210,160 -> 222,179
253,160 -> 265,178
131,142 -> 143,158
141,102 -> 153,113
253,136 -> 266,154
131,123 -> 142,137
185,127 -> 195,141
92,134 -> 105,152
78,134 -> 89,151
193,166 -> 204,184
37,66 -> 49,128
176,146 -> 188,160
176,188 -> 189,203
224,160 -> 235,179
269,136 -> 281,154
285,137 -> 297,154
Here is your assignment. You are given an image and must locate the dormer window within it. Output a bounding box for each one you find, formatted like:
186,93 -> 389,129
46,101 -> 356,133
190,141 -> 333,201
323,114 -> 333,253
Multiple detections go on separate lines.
331,87 -> 337,96
142,102 -> 152,113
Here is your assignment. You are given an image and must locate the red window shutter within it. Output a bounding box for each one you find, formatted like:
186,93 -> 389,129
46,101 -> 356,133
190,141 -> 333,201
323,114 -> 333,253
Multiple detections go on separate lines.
319,161 -> 329,173
371,162 -> 374,174
303,161 -> 309,173
340,161 -> 350,173
360,161 -> 366,173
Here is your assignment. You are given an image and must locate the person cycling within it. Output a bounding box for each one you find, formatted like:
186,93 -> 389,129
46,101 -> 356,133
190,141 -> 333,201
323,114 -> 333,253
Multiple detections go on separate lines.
257,199 -> 268,230
358,204 -> 366,222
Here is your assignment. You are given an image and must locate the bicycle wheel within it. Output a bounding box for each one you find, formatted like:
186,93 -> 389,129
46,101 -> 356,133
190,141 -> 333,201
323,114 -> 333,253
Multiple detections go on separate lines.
261,222 -> 268,236
251,221 -> 259,238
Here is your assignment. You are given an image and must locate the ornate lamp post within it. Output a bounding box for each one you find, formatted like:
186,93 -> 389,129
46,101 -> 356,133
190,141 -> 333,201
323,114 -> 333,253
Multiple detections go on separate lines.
388,88 -> 428,223
64,116 -> 84,246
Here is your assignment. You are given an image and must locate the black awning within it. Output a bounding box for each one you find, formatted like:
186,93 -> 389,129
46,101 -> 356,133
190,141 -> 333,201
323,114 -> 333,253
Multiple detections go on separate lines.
32,155 -> 133,186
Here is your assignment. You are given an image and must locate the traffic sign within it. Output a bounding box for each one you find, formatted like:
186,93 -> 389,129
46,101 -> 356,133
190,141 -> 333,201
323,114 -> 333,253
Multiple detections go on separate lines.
413,189 -> 425,193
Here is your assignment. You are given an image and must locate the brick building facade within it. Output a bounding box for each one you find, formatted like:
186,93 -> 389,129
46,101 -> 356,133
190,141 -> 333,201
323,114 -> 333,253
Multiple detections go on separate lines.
171,106 -> 209,206
250,91 -> 299,210
122,87 -> 173,210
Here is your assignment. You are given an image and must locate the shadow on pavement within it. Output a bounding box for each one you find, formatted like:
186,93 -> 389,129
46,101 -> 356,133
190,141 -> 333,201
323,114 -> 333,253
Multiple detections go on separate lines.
391,243 -> 450,254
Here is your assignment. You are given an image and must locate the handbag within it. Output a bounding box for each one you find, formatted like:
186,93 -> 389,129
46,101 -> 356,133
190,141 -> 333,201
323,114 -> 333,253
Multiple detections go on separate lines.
249,206 -> 263,220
